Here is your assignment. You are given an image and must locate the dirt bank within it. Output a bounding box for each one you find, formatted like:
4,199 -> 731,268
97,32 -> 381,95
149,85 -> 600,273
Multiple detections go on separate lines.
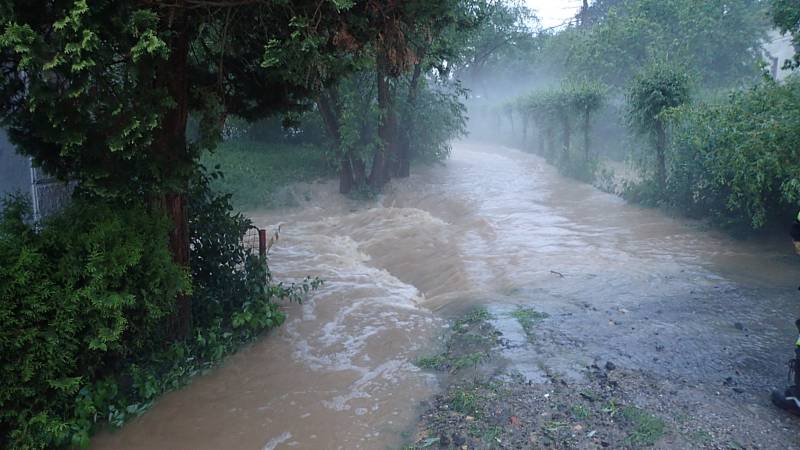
408,306 -> 798,449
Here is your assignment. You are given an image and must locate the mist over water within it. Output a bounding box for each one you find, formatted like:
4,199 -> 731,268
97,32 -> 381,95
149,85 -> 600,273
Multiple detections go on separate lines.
93,142 -> 799,449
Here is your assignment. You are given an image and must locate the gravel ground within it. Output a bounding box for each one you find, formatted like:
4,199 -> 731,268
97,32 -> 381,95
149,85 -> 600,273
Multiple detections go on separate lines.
406,307 -> 799,450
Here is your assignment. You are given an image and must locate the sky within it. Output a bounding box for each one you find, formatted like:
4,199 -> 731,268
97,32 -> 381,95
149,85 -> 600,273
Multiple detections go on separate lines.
526,0 -> 585,29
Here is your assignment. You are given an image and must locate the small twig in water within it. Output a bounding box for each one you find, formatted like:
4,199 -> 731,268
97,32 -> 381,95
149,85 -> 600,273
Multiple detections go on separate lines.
550,270 -> 565,278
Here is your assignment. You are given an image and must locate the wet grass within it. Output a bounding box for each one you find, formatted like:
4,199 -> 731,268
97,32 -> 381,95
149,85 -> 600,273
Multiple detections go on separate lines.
450,385 -> 484,416
414,307 -> 498,373
453,307 -> 493,332
571,404 -> 590,420
510,307 -> 549,342
414,355 -> 447,370
201,140 -> 334,211
407,307 -> 679,449
621,406 -> 666,447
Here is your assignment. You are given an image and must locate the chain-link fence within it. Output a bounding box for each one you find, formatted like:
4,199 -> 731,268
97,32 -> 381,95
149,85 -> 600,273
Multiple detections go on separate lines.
242,227 -> 267,258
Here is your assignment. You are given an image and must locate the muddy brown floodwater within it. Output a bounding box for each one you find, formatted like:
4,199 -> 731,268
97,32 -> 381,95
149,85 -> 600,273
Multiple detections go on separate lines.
93,142 -> 800,449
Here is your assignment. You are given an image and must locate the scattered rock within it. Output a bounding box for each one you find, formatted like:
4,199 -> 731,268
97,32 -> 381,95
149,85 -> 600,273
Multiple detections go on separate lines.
605,361 -> 617,371
734,322 -> 745,331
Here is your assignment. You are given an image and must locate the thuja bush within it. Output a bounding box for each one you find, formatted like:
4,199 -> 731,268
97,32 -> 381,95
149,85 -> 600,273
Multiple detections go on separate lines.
0,171 -> 320,449
0,195 -> 188,448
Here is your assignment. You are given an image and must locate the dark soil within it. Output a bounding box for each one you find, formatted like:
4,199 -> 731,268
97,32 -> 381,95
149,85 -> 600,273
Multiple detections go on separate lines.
406,308 -> 799,450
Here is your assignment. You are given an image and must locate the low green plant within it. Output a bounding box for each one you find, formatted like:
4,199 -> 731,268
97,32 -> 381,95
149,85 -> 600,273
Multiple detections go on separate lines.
621,406 -> 666,447
571,404 -> 590,420
0,195 -> 188,449
450,386 -> 482,416
452,352 -> 484,370
454,307 -> 493,332
415,355 -> 447,370
510,308 -> 549,342
0,172 -> 321,449
660,77 -> 800,230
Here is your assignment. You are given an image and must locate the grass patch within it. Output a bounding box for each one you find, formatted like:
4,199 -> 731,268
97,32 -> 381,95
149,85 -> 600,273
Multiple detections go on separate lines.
415,355 -> 448,370
202,139 -> 334,211
621,406 -> 666,447
510,307 -> 549,341
414,308 -> 497,373
454,307 -> 493,332
451,352 -> 485,370
450,386 -> 483,416
483,425 -> 503,442
689,429 -> 713,444
571,404 -> 590,420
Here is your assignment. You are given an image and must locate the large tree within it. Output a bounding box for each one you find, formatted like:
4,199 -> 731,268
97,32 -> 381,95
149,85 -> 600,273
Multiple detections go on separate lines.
0,0 -> 376,336
556,0 -> 768,89
315,0 -> 481,193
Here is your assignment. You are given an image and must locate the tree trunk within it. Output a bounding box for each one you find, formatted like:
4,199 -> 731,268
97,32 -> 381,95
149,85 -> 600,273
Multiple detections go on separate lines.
562,116 -> 571,157
655,121 -> 667,190
396,59 -> 423,178
317,90 -> 353,194
537,128 -> 545,154
583,109 -> 591,162
155,2 -> 192,339
370,49 -> 396,189
521,113 -> 528,149
581,0 -> 589,26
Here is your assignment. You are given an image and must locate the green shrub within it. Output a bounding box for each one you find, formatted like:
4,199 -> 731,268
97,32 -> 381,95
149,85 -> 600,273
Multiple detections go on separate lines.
661,77 -> 800,229
0,195 -> 188,449
0,173 -> 321,449
625,63 -> 691,190
517,80 -> 606,181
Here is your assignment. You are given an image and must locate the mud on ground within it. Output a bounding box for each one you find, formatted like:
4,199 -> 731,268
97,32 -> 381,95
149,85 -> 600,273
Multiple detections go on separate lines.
406,307 -> 798,450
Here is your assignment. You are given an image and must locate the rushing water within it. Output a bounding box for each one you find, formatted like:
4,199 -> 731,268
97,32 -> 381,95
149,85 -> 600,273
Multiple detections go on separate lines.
93,142 -> 800,449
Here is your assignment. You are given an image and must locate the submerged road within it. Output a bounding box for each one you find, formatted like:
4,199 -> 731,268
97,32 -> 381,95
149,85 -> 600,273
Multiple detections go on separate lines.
94,142 -> 800,449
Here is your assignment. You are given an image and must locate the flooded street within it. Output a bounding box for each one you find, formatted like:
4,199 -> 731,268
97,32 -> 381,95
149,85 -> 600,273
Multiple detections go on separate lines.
94,142 -> 800,449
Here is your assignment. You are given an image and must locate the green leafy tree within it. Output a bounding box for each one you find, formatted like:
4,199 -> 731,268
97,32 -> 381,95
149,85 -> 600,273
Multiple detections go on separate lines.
665,78 -> 800,229
456,0 -> 537,94
0,0 -> 378,335
557,0 -> 766,89
316,0 -> 479,193
626,63 -> 690,190
565,80 -> 607,162
770,0 -> 800,70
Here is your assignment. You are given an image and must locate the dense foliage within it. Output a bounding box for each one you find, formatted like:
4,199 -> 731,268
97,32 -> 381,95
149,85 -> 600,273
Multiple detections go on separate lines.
0,197 -> 186,448
659,77 -> 800,229
513,80 -> 606,181
625,63 -> 691,188
0,0 -> 396,334
319,69 -> 467,194
555,0 -> 766,89
482,0 -> 799,233
0,177 -> 319,449
771,0 -> 800,70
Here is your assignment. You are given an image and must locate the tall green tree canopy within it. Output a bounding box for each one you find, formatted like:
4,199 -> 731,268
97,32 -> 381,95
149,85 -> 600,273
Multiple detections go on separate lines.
771,0 -> 800,69
0,0 -> 386,334
0,0 -> 371,199
553,0 -> 767,89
